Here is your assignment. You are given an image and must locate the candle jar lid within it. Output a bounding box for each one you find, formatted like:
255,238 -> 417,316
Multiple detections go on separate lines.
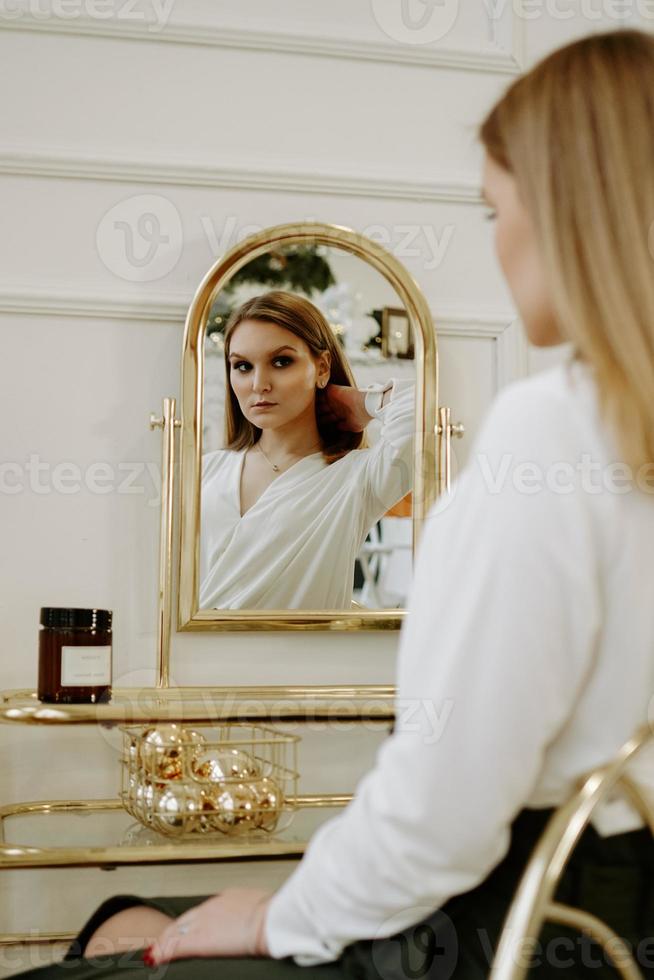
40,607 -> 112,630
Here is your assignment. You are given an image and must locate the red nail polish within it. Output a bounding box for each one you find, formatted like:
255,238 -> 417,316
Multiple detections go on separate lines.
142,947 -> 155,967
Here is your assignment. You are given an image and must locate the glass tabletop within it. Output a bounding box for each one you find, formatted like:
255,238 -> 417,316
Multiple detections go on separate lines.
0,796 -> 347,868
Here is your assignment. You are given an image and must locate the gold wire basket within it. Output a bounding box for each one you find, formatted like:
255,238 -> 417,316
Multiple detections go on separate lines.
120,723 -> 299,839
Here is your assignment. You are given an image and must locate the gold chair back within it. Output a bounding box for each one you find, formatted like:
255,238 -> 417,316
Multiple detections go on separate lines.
490,726 -> 654,980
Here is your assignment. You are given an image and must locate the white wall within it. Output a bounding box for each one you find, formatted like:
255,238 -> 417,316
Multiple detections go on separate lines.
0,1 -> 650,969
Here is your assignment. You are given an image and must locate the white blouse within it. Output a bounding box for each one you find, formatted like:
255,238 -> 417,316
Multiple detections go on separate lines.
265,359 -> 654,965
199,380 -> 414,610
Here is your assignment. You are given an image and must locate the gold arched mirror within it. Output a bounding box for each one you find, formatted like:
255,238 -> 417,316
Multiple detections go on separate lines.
177,222 -> 446,632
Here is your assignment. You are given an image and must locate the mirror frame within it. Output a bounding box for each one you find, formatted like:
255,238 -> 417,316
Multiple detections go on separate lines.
177,222 -> 439,631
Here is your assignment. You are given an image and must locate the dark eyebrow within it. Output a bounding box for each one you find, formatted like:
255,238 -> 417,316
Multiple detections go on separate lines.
228,345 -> 297,360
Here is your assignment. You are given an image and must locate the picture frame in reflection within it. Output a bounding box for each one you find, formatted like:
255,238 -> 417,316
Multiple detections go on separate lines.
381,307 -> 414,360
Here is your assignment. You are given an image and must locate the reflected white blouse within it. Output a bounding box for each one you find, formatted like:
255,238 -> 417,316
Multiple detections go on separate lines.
199,380 -> 414,610
265,360 -> 654,965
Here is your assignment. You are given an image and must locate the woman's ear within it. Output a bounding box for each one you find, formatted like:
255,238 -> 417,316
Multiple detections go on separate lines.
317,350 -> 331,387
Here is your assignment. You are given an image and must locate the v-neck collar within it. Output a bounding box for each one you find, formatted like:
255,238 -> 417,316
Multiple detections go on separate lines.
237,449 -> 325,519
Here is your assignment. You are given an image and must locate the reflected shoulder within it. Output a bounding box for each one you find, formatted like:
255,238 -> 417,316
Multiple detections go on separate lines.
201,447 -> 241,476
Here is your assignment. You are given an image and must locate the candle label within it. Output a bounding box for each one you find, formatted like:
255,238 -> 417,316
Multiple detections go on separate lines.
61,646 -> 112,686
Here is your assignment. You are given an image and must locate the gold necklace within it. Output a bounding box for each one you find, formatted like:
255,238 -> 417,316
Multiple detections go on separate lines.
257,443 -> 280,472
256,441 -> 323,473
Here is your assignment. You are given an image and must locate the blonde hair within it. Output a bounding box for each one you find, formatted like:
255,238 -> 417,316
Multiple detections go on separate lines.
480,29 -> 654,474
223,290 -> 365,463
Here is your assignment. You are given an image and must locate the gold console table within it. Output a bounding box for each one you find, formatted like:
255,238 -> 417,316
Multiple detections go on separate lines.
0,686 -> 395,948
0,686 -> 395,726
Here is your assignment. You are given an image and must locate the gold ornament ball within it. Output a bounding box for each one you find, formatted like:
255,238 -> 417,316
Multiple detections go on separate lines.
139,725 -> 186,779
127,738 -> 139,767
134,779 -> 154,823
151,782 -> 203,836
139,724 -> 185,759
191,748 -> 261,784
158,756 -> 183,781
200,781 -> 259,835
181,728 -> 208,747
251,776 -> 284,831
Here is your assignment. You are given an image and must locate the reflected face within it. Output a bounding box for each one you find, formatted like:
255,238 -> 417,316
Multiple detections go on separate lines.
227,319 -> 330,430
482,153 -> 562,347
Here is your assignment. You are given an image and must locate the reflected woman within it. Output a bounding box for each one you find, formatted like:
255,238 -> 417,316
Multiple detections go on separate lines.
199,291 -> 414,610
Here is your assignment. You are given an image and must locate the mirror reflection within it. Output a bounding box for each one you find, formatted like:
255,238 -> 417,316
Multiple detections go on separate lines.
199,246 -> 415,612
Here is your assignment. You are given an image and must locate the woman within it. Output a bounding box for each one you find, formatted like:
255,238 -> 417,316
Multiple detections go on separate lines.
20,28 -> 654,980
199,290 -> 414,610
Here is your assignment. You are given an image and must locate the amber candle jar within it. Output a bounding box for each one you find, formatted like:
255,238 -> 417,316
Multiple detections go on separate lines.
38,608 -> 112,704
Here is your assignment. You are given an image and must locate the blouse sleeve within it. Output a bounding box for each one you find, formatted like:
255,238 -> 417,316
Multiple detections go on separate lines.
360,378 -> 415,528
264,376 -> 602,966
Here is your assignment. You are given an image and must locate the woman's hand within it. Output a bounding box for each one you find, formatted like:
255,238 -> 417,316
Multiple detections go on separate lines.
143,888 -> 272,965
317,384 -> 373,433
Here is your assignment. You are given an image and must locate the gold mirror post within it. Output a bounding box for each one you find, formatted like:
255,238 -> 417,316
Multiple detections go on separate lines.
150,398 -> 181,688
437,407 -> 465,496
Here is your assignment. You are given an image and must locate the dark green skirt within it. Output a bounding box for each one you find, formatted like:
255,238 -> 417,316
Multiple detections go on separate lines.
14,808 -> 654,980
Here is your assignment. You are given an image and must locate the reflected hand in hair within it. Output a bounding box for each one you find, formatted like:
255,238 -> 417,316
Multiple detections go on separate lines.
316,384 -> 375,433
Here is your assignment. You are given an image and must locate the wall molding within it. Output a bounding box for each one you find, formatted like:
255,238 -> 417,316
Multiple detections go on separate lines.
435,308 -> 528,386
0,15 -> 523,74
0,147 -> 482,204
494,317 -> 529,386
0,284 -> 527,383
0,284 -> 514,329
0,284 -> 186,323
435,308 -> 515,337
